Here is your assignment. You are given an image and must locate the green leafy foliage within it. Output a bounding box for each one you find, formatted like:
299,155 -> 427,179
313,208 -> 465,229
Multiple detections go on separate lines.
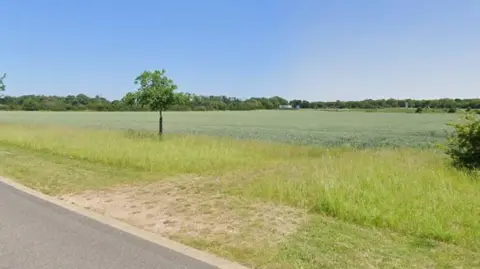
3,90 -> 480,112
125,69 -> 180,112
0,73 -> 6,92
446,107 -> 457,113
446,113 -> 480,170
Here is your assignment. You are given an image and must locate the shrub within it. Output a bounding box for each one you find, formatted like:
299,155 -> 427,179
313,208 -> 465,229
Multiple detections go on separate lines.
445,113 -> 480,170
446,107 -> 457,114
415,107 -> 423,113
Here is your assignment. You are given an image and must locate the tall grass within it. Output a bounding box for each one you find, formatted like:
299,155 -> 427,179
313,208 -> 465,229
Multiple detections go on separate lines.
0,123 -> 479,250
229,149 -> 480,249
0,123 -> 320,174
0,125 -> 265,175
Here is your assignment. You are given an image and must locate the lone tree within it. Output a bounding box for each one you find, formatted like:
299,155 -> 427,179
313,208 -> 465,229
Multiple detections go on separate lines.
0,73 -> 6,93
124,69 -> 183,135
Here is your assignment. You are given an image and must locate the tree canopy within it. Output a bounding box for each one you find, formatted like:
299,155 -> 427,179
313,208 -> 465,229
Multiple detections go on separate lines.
2,92 -> 480,113
125,70 -> 181,112
0,73 -> 6,92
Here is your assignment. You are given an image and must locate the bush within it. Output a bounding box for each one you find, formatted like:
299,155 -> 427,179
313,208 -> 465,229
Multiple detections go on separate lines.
446,107 -> 457,113
415,107 -> 423,113
445,113 -> 480,170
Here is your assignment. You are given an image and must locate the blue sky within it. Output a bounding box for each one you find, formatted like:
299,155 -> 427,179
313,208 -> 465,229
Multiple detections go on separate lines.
1,0 -> 479,101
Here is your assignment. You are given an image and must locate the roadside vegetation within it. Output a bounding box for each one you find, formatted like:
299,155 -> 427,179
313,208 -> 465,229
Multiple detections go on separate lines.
445,112 -> 480,170
1,121 -> 479,268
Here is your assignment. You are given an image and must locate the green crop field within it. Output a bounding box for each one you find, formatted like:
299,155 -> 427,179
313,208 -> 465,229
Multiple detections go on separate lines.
0,110 -> 458,147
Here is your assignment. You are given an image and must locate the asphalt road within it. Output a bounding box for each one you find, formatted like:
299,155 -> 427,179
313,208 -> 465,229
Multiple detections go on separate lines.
0,181 -> 218,269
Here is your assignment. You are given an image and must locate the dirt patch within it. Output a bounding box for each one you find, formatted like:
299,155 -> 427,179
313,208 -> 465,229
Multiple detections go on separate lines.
58,177 -> 307,249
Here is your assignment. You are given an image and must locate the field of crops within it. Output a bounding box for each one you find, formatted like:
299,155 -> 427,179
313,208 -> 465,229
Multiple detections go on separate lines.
0,110 -> 457,147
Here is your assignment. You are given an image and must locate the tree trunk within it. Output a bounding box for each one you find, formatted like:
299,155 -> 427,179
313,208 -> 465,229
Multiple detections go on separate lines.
158,110 -> 163,135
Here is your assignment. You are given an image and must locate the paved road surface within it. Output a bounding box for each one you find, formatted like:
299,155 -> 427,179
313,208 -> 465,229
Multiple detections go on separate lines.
0,181 -> 218,269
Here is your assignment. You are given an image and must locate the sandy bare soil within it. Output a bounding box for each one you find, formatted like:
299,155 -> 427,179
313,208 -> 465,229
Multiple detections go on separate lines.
58,176 -> 308,250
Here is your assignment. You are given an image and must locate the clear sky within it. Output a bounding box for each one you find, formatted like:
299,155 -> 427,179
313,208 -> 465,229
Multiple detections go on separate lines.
1,0 -> 479,101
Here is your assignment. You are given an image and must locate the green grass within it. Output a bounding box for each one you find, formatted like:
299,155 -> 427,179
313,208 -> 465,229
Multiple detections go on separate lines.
176,214 -> 480,269
0,110 -> 457,147
272,216 -> 480,269
227,149 -> 480,248
0,123 -> 323,176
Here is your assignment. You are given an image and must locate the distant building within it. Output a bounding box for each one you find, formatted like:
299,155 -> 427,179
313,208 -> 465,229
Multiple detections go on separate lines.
279,105 -> 293,109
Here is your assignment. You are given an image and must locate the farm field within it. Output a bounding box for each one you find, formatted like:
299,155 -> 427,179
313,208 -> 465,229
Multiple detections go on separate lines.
0,110 -> 458,147
1,111 -> 479,269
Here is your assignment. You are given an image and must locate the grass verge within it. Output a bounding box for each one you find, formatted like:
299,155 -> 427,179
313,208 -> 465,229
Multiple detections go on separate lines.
2,148 -> 479,269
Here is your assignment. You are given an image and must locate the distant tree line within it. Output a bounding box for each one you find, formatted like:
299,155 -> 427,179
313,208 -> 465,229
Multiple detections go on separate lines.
1,93 -> 480,112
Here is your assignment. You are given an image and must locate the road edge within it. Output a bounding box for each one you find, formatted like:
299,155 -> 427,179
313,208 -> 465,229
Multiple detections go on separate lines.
0,176 -> 249,269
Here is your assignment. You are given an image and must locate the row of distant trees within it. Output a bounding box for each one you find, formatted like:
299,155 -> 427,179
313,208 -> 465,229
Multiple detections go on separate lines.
1,70 -> 479,112
1,94 -> 480,112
